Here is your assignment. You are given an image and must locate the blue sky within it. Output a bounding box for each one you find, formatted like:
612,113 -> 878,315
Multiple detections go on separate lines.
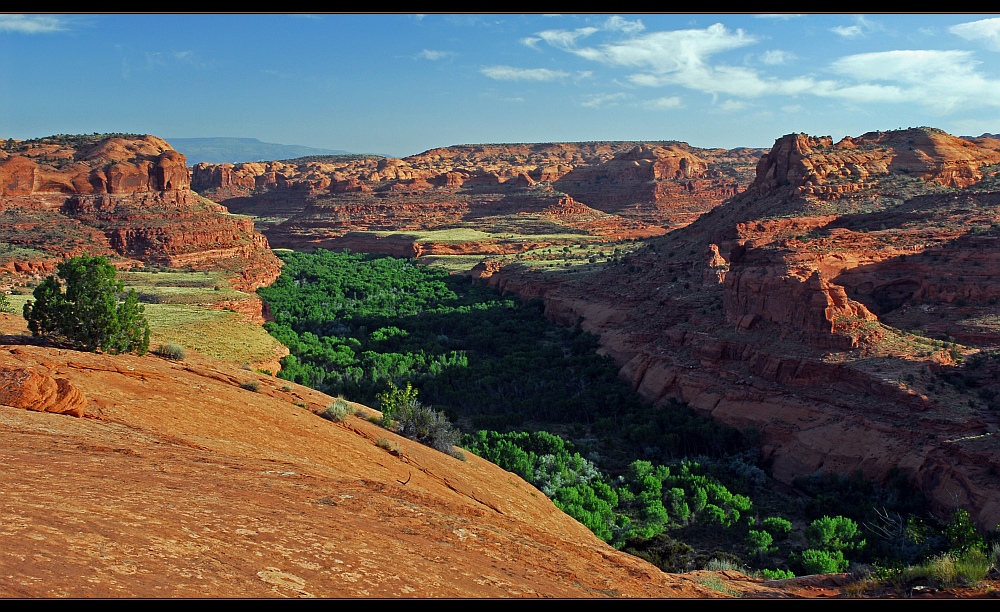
3,14 -> 1000,157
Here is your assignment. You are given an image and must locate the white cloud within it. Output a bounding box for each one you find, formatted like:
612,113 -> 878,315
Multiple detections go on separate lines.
480,65 -> 569,81
0,14 -> 67,34
418,49 -> 452,60
715,100 -> 747,112
760,49 -> 795,65
831,25 -> 863,38
950,17 -> 1000,51
828,49 -> 1000,111
537,27 -> 599,51
830,16 -> 880,39
519,19 -> 1000,115
755,14 -> 805,20
643,96 -> 683,110
603,16 -> 645,35
563,24 -> 756,71
781,104 -> 803,113
521,36 -> 542,50
581,92 -> 629,108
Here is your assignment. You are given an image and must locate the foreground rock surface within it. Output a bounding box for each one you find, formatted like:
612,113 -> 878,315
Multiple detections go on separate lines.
0,312 -> 814,598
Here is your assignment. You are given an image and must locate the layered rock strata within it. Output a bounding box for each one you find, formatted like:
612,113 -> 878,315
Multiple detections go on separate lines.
0,134 -> 280,291
191,142 -> 764,255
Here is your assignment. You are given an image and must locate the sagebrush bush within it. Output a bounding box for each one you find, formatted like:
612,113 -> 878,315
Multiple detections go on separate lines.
395,399 -> 461,456
239,380 -> 259,392
321,397 -> 351,422
153,343 -> 186,360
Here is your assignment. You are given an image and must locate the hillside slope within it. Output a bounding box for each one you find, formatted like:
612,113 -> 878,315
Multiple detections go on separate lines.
0,311 -> 788,598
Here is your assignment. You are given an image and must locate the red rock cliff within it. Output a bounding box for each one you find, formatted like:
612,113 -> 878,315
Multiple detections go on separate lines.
0,134 -> 280,291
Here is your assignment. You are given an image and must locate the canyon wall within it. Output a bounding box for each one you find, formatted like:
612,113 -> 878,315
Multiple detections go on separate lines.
0,135 -> 280,291
190,141 -> 765,254
484,128 -> 1000,530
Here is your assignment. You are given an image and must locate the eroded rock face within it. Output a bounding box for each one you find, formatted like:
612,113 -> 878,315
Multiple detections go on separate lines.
753,128 -> 1000,196
483,128 -> 1000,530
0,364 -> 86,417
190,141 -> 764,256
0,135 -> 280,291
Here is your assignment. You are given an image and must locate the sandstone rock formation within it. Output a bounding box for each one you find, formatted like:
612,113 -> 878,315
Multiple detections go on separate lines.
0,134 -> 281,292
482,128 -> 1000,530
191,142 -> 763,256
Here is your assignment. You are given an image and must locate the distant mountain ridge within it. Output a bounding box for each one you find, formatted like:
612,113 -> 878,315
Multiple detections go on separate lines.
165,137 -> 352,165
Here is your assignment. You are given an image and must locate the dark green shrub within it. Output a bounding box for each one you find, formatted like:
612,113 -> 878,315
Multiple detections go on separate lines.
23,255 -> 150,355
240,380 -> 259,392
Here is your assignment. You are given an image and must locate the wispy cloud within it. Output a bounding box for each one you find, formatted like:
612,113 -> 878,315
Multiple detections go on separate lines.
521,36 -> 542,50
519,19 -> 1000,115
537,26 -> 599,51
643,96 -> 683,110
760,49 -> 795,65
580,92 -> 629,108
480,65 -> 569,81
949,17 -> 1000,51
830,16 -> 880,39
826,49 -> 1000,111
0,14 -> 67,34
418,49 -> 453,61
714,99 -> 747,112
603,15 -> 644,35
754,14 -> 805,20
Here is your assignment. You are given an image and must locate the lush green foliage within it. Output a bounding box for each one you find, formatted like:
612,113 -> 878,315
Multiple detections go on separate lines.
806,515 -> 866,553
23,255 -> 150,355
758,568 -> 795,580
761,517 -> 793,540
944,508 -> 985,554
746,530 -> 774,556
258,249 -> 747,463
463,430 -> 617,541
462,430 -> 755,547
798,549 -> 848,574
